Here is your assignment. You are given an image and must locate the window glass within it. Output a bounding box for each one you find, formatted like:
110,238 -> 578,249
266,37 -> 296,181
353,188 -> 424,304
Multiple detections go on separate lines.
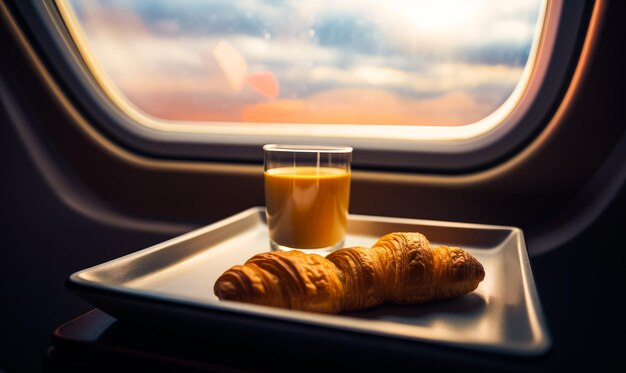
59,0 -> 543,128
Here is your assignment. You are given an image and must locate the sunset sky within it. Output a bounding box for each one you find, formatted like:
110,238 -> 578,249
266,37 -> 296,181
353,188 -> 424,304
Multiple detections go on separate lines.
66,0 -> 542,126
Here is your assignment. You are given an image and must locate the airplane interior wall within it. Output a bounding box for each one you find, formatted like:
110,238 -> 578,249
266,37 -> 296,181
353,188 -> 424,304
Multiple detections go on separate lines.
0,107 -> 181,372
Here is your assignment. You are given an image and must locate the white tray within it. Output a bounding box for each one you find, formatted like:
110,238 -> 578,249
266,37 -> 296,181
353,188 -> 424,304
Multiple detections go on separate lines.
68,207 -> 550,357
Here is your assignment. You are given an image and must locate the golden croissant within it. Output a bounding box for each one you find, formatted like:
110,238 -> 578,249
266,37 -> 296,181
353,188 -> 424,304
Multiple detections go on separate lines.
213,232 -> 485,313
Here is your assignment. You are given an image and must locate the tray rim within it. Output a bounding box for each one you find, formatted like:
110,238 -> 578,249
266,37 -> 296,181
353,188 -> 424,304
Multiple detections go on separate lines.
68,206 -> 551,357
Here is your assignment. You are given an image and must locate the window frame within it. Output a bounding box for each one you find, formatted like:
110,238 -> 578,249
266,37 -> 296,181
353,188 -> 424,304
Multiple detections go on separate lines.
14,0 -> 589,172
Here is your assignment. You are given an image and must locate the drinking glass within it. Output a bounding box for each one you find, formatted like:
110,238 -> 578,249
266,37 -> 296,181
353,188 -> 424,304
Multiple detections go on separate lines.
263,144 -> 352,254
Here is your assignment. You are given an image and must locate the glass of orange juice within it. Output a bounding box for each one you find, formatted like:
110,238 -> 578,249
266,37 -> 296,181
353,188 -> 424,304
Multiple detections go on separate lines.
263,144 -> 352,254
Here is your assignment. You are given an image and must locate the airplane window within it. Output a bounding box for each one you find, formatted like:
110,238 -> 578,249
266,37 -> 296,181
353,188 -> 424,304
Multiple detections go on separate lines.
56,0 -> 545,139
50,0 -> 561,165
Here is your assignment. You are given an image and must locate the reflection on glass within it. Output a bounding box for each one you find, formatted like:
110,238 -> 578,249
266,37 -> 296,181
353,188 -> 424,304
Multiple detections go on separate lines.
62,0 -> 543,126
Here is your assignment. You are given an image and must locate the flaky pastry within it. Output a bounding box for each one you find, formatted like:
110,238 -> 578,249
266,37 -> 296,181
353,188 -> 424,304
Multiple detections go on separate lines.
214,232 -> 485,313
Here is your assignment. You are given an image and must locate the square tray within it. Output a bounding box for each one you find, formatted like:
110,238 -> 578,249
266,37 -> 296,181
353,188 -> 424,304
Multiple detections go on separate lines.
67,207 -> 550,357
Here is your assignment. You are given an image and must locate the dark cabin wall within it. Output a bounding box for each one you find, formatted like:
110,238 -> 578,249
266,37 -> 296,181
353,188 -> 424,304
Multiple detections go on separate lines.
0,103 -> 179,372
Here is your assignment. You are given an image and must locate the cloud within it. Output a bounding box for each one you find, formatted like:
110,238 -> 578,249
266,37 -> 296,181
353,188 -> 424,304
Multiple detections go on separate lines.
272,62 -> 523,100
94,0 -> 268,36
242,89 -> 496,126
312,13 -> 390,55
66,0 -> 541,125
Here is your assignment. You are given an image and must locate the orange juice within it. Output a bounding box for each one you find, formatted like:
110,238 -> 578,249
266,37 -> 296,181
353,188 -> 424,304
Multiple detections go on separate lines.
264,166 -> 351,249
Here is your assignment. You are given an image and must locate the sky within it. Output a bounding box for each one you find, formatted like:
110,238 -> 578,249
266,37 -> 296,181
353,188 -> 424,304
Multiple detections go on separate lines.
66,0 -> 542,126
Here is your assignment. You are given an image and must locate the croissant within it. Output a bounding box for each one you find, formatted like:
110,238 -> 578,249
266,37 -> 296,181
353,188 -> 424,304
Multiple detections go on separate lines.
213,232 -> 485,313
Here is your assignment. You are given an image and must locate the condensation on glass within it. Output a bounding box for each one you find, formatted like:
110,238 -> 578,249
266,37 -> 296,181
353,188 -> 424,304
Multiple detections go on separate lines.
57,0 -> 545,131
